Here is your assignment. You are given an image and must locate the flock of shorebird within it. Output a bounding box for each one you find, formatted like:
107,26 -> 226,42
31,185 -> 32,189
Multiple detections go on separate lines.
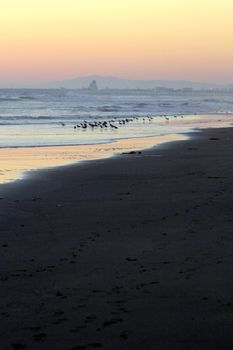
60,115 -> 184,130
73,117 -> 134,130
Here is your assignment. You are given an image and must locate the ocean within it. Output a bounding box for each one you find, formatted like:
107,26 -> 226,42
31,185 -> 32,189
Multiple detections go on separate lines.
0,88 -> 233,148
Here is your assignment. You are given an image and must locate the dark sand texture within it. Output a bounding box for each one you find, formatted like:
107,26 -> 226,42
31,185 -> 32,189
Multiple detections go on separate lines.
1,127 -> 233,349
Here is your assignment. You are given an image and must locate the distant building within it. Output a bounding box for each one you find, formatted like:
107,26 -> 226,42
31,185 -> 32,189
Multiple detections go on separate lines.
88,80 -> 98,91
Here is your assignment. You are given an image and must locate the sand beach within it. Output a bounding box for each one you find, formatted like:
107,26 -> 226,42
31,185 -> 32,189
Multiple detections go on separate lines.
1,127 -> 233,349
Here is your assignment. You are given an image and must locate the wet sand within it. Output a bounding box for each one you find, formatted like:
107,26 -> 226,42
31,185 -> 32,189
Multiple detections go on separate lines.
0,134 -> 186,184
1,127 -> 233,349
1,112 -> 233,185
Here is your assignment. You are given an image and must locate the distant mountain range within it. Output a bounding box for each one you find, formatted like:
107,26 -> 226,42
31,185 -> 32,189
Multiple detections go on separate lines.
1,75 -> 231,90
38,75 -> 231,90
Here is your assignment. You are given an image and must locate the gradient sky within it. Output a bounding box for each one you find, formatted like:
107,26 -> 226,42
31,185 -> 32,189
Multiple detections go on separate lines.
0,0 -> 233,84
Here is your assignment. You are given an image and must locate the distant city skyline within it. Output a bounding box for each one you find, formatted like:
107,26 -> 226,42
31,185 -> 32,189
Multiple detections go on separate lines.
1,0 -> 233,85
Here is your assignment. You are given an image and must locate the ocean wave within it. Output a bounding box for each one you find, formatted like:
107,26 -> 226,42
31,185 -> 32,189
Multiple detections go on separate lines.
97,105 -> 122,112
0,97 -> 21,102
19,96 -> 35,100
0,89 -> 233,127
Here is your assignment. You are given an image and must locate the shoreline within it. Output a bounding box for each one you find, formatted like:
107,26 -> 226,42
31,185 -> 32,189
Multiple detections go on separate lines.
1,126 -> 233,348
0,133 -> 187,185
0,111 -> 233,185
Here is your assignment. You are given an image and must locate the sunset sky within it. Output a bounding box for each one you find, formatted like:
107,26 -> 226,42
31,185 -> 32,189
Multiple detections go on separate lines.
0,0 -> 233,85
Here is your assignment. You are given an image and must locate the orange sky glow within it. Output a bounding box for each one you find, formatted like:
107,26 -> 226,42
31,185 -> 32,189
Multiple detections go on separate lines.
0,0 -> 233,85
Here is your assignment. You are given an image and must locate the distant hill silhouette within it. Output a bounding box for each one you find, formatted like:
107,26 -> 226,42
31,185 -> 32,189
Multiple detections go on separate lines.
38,75 -> 226,90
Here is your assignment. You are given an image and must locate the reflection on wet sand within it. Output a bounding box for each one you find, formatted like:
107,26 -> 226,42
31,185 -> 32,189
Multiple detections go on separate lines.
0,134 -> 186,184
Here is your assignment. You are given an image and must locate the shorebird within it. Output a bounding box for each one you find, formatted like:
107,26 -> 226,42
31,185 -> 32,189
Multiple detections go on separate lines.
110,123 -> 118,129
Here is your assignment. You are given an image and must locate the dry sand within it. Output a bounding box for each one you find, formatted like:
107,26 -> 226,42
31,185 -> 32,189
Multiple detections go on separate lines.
1,127 -> 233,349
